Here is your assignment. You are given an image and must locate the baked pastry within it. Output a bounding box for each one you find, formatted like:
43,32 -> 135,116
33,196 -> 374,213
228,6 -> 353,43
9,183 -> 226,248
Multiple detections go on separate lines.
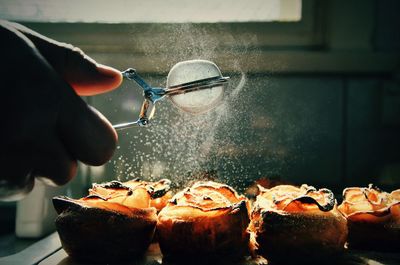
338,184 -> 400,251
249,184 -> 347,263
157,181 -> 250,262
147,179 -> 173,212
114,178 -> 172,212
53,178 -> 170,263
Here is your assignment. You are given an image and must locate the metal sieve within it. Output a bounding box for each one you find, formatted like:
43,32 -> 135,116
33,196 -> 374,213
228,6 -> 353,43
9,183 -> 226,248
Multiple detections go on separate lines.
113,60 -> 229,130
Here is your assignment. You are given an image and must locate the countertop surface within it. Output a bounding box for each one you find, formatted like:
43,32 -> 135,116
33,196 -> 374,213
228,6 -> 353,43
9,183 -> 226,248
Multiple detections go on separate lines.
1,232 -> 400,265
0,233 -> 39,257
40,241 -> 400,265
40,246 -> 400,265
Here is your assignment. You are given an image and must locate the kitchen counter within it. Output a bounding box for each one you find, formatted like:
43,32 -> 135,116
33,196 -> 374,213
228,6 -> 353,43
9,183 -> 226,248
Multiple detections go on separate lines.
0,233 -> 39,257
40,248 -> 400,265
0,232 -> 61,265
1,232 -> 399,265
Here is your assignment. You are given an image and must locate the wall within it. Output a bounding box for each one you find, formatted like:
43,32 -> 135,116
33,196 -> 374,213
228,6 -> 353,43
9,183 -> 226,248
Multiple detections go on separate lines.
89,74 -> 399,193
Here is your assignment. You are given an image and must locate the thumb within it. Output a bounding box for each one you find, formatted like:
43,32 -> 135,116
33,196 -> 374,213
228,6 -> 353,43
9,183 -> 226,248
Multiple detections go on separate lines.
7,21 -> 122,96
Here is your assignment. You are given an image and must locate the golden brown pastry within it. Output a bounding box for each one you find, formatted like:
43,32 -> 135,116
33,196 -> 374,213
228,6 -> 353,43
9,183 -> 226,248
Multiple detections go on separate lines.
53,178 -> 171,263
338,184 -> 400,251
157,181 -> 250,262
112,178 -> 172,212
249,184 -> 347,263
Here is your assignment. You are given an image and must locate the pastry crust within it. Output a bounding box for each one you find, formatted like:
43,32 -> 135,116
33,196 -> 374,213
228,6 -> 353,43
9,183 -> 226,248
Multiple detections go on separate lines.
338,184 -> 400,251
157,181 -> 250,262
249,184 -> 347,262
53,178 -> 170,263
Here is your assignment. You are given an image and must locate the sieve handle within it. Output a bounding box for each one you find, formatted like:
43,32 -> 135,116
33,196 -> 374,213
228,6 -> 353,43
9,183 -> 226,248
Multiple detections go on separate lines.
112,97 -> 155,130
112,121 -> 139,130
121,68 -> 153,91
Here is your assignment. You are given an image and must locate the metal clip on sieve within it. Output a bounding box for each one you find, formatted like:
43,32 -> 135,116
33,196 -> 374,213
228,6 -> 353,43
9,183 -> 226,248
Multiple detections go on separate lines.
112,60 -> 229,131
112,68 -> 164,130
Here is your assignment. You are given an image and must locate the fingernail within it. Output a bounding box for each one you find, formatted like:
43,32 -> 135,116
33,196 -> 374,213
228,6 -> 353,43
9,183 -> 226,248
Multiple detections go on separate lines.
97,64 -> 123,87
97,64 -> 122,78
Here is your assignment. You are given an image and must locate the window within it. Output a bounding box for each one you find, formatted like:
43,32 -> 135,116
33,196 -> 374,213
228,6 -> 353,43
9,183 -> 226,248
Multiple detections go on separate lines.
0,0 -> 301,23
1,0 -> 328,73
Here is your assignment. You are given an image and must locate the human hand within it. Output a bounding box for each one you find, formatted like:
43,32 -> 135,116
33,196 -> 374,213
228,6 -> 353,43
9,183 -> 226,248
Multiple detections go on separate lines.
0,21 -> 122,200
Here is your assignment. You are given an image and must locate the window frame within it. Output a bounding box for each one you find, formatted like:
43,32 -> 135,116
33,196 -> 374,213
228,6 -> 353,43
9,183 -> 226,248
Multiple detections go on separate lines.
16,0 -> 399,74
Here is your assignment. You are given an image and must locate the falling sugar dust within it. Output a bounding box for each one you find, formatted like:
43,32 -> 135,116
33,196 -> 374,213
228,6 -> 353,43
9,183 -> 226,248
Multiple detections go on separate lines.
114,73 -> 249,186
109,24 -> 267,190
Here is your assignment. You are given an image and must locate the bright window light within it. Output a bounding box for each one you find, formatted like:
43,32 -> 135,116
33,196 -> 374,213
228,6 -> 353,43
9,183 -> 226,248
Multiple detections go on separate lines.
0,0 -> 302,23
